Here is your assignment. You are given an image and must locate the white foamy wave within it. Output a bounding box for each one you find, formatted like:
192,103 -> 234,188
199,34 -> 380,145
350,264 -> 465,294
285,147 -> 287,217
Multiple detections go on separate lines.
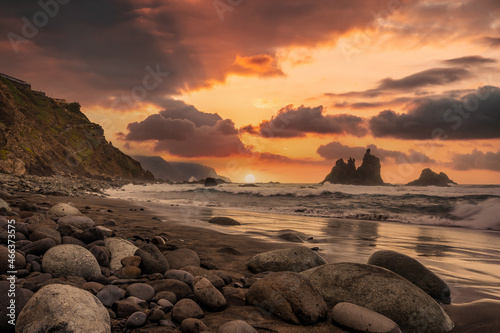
414,198 -> 500,231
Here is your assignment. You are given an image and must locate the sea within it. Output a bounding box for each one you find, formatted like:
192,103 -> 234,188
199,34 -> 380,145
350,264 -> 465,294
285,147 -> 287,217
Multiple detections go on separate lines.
106,182 -> 500,302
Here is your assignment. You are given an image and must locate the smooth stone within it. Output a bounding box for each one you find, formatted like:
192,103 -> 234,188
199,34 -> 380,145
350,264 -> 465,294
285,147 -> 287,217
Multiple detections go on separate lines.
154,291 -> 177,304
148,279 -> 193,300
182,266 -> 224,289
47,203 -> 81,218
0,282 -> 33,333
302,263 -> 454,333
88,245 -> 110,267
368,250 -> 451,303
29,227 -> 61,244
112,300 -> 144,318
135,243 -> 170,274
96,284 -> 125,307
16,284 -> 110,333
104,238 -> 139,271
96,226 -> 113,237
117,266 -> 141,279
181,318 -> 208,333
148,308 -> 165,322
0,246 -> 26,274
82,281 -> 105,294
172,299 -> 204,323
21,238 -> 56,256
277,232 -> 304,243
217,320 -> 257,333
247,271 -> 327,325
332,302 -> 402,333
126,283 -> 155,302
80,227 -> 105,244
61,235 -> 86,246
193,277 -> 226,311
42,244 -> 101,279
159,319 -> 177,328
157,299 -> 174,312
165,248 -> 200,269
151,236 -> 166,245
126,296 -> 148,308
57,215 -> 94,236
164,269 -> 194,286
89,274 -> 110,285
121,255 -> 141,267
25,214 -> 57,233
125,311 -> 147,329
222,286 -> 246,306
208,216 -> 241,226
247,246 -> 327,273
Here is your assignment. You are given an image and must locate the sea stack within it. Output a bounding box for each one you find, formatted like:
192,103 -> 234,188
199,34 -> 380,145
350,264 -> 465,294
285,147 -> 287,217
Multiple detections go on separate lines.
407,168 -> 456,186
321,149 -> 384,185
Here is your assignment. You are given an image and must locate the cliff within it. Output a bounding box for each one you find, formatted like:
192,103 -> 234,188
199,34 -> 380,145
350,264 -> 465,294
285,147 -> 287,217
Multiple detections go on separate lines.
132,155 -> 230,183
321,149 -> 384,185
407,168 -> 456,186
0,76 -> 154,181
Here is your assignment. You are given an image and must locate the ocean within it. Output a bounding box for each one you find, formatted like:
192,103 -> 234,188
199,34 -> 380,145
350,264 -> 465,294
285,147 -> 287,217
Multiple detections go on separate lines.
106,182 -> 500,302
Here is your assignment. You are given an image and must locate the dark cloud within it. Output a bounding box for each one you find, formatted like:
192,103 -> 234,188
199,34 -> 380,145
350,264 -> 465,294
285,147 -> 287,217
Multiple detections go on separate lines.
241,105 -> 368,138
333,97 -> 413,109
316,142 -> 434,164
377,68 -> 472,91
482,36 -> 500,48
369,86 -> 500,140
442,56 -> 497,66
120,100 -> 247,157
451,149 -> 500,171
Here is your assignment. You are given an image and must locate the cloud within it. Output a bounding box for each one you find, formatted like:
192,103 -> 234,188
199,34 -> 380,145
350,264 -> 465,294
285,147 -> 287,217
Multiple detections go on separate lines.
241,105 -> 368,138
451,149 -> 500,171
316,142 -> 434,164
377,68 -> 472,91
442,55 -> 497,66
369,86 -> 500,140
120,100 -> 247,157
482,36 -> 500,48
230,54 -> 283,77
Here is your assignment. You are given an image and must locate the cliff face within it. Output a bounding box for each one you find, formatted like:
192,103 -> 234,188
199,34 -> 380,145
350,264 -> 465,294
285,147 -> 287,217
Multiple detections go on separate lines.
407,168 -> 456,186
322,149 -> 384,185
0,77 -> 154,180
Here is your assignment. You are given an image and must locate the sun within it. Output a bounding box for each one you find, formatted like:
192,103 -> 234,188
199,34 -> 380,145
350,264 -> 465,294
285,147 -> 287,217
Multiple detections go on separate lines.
244,174 -> 256,183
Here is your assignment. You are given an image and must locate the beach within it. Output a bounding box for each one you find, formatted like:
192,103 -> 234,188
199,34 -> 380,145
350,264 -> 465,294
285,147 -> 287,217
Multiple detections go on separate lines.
2,186 -> 500,332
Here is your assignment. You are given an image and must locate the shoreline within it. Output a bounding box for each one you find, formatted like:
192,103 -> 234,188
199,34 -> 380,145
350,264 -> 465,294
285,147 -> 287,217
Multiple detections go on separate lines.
2,190 -> 500,332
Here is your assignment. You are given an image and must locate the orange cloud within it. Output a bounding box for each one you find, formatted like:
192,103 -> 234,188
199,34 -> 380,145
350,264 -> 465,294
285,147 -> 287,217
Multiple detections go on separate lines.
230,54 -> 284,77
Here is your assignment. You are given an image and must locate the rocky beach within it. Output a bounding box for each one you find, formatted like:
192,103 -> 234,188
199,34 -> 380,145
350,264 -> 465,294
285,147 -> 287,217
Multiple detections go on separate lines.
1,177 -> 499,333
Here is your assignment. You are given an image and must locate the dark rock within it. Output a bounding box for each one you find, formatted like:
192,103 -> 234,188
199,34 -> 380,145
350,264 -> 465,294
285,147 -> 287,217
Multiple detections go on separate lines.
88,274 -> 110,285
222,286 -> 246,306
322,148 -> 385,185
151,236 -> 166,245
247,246 -> 327,273
159,319 -> 177,328
97,284 -> 125,307
208,217 -> 241,226
80,227 -> 105,244
16,284 -> 110,333
82,281 -> 105,294
157,299 -> 174,312
88,245 -> 110,267
117,266 -> 141,279
302,263 -> 454,332
125,311 -> 147,329
25,214 -> 57,233
217,320 -> 257,333
61,235 -> 86,246
104,238 -> 139,271
193,277 -> 226,311
41,244 -> 101,279
135,243 -> 170,274
332,302 -> 402,333
172,299 -> 204,323
126,283 -> 155,302
180,318 -> 208,333
148,308 -> 165,322
368,250 -> 451,303
153,291 -> 177,304
182,266 -> 225,289
247,271 -> 327,325
121,255 -> 141,267
112,300 -> 144,318
277,232 -> 303,243
29,227 -> 61,245
21,238 -> 56,256
200,260 -> 219,270
164,269 -> 194,286
407,168 -> 456,186
165,248 -> 200,269
148,279 -> 193,300
0,281 -> 34,332
204,177 -> 218,187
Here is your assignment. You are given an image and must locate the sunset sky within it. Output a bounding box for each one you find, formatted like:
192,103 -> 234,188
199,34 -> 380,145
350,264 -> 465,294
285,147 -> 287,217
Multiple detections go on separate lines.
2,0 -> 500,183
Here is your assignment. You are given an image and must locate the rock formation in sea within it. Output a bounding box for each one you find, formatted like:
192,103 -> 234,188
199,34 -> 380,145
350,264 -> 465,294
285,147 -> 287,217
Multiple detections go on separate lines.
321,149 -> 384,185
407,168 -> 456,186
0,75 -> 153,180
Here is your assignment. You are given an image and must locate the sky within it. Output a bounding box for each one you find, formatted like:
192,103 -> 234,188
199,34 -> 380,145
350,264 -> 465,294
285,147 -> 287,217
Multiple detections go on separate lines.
1,0 -> 500,184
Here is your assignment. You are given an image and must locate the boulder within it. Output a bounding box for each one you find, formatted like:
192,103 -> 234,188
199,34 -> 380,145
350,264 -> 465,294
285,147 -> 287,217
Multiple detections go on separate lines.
96,285 -> 125,307
302,263 -> 454,332
104,238 -> 139,270
208,217 -> 241,226
246,271 -> 327,325
80,227 -> 105,244
171,299 -> 204,323
57,215 -> 94,231
165,248 -> 200,269
16,284 -> 110,333
332,302 -> 402,333
193,277 -> 227,311
126,283 -> 155,302
41,244 -> 101,279
217,320 -> 257,333
135,243 -> 170,274
88,245 -> 110,267
0,282 -> 33,332
247,246 -> 326,273
368,250 -> 451,303
125,311 -> 147,329
148,279 -> 193,300
47,203 -> 81,218
25,214 -> 57,233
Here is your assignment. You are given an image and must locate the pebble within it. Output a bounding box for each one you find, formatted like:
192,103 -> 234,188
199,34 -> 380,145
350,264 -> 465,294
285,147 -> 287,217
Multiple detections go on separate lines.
157,299 -> 174,312
181,318 -> 208,333
96,284 -> 125,307
126,283 -> 155,302
147,308 -> 166,322
164,269 -> 194,286
172,299 -> 204,323
125,311 -> 148,329
135,243 -> 170,274
21,238 -> 56,255
121,255 -> 141,267
117,266 -> 141,279
193,277 -> 227,311
154,291 -> 177,304
112,299 -> 144,318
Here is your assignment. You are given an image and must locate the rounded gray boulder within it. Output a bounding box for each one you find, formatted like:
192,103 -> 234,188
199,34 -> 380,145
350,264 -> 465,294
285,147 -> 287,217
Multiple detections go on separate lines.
247,246 -> 326,273
302,263 -> 454,332
16,284 -> 110,333
41,244 -> 101,279
47,203 -> 81,218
